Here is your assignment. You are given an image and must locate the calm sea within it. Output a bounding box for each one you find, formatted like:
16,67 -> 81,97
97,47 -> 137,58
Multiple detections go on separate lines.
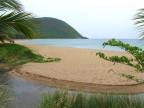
18,39 -> 144,51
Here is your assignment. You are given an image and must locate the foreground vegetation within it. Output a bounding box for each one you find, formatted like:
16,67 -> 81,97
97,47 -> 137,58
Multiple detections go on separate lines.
0,43 -> 60,66
38,89 -> 144,108
0,0 -> 38,39
0,43 -> 61,107
96,39 -> 144,82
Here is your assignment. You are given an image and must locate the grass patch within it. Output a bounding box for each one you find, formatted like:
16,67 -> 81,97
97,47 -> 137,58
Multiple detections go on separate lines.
38,89 -> 144,108
0,43 -> 60,66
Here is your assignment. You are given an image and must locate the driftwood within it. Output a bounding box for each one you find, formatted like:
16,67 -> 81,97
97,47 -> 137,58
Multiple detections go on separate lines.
0,34 -> 14,44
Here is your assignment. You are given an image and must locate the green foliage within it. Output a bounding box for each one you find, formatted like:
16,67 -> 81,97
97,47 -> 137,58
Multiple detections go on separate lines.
0,0 -> 38,39
0,11 -> 37,39
134,8 -> 144,40
121,74 -> 139,82
96,39 -> 144,72
96,39 -> 144,82
35,17 -> 87,39
0,0 -> 23,12
7,17 -> 88,39
38,89 -> 144,108
0,43 -> 60,66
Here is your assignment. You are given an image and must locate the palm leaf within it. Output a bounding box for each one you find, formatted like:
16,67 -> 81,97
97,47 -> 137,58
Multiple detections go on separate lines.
0,12 -> 37,39
134,8 -> 144,40
0,0 -> 23,12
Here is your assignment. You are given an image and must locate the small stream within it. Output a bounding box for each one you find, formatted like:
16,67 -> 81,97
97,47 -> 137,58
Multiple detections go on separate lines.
1,71 -> 144,108
0,71 -> 53,108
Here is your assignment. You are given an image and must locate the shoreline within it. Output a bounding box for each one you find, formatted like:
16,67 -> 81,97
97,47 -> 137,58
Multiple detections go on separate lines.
10,68 -> 144,94
15,39 -> 125,52
10,43 -> 144,94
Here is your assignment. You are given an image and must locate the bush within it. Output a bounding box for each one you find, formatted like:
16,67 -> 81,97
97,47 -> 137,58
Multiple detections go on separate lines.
96,39 -> 144,82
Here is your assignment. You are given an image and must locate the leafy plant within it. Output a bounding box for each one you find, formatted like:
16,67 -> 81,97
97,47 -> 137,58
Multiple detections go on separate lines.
0,0 -> 22,12
134,8 -> 144,40
96,39 -> 144,72
0,0 -> 38,40
96,39 -> 144,82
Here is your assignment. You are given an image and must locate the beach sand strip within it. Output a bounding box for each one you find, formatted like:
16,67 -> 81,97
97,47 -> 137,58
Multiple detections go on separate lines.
10,43 -> 144,93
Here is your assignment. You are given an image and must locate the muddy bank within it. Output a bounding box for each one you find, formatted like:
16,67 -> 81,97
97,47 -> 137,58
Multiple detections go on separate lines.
0,63 -> 14,72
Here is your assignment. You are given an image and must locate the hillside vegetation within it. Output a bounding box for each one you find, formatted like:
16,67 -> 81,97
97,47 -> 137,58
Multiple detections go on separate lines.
8,17 -> 88,39
36,17 -> 87,39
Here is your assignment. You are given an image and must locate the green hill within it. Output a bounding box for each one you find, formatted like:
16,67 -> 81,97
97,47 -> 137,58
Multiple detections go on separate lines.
36,17 -> 88,39
7,17 -> 88,39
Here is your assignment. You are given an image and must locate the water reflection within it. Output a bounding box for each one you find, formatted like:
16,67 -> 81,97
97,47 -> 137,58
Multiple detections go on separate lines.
0,71 -> 144,108
0,71 -> 52,108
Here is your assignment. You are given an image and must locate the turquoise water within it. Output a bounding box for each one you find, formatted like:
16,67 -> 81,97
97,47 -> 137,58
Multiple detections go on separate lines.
18,39 -> 144,51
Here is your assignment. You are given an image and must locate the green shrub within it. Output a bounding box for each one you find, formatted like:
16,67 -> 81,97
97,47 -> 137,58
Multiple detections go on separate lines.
96,39 -> 144,82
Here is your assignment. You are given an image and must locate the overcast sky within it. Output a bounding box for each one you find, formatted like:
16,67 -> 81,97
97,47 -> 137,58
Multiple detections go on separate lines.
20,0 -> 144,39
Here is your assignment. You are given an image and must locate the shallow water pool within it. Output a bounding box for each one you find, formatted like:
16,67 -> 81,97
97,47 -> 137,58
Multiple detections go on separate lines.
0,71 -> 53,108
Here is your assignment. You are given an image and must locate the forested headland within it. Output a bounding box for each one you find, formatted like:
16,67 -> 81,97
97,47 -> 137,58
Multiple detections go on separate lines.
8,17 -> 88,39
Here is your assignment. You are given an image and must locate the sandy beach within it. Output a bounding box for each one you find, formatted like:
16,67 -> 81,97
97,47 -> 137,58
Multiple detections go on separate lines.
10,43 -> 144,93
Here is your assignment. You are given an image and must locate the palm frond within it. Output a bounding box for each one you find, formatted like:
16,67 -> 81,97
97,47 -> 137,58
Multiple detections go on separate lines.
134,8 -> 144,40
0,0 -> 23,12
0,12 -> 37,39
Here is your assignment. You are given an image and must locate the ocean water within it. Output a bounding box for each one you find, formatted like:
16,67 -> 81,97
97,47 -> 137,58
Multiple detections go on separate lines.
18,39 -> 144,51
